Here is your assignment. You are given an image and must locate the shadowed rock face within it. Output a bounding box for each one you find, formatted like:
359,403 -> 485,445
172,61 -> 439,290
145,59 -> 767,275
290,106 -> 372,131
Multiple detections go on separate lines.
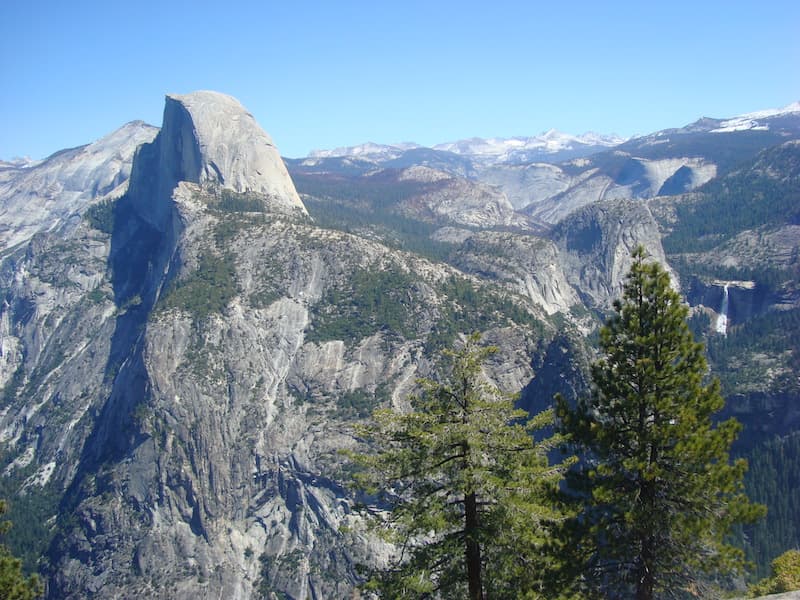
551,197 -> 673,308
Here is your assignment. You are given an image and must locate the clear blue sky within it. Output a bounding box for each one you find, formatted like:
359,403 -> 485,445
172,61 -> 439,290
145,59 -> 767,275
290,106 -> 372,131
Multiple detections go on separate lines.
1,0 -> 798,160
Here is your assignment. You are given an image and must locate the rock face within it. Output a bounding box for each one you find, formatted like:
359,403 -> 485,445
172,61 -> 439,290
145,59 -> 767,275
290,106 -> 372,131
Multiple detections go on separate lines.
396,166 -> 529,228
128,91 -> 306,230
445,230 -> 581,316
165,92 -> 304,208
551,198 -> 673,307
0,121 -> 158,250
496,155 -> 717,224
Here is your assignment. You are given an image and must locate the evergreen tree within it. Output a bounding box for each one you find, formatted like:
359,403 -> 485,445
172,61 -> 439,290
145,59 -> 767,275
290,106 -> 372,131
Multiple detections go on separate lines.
0,500 -> 43,600
348,333 -> 571,599
557,246 -> 765,599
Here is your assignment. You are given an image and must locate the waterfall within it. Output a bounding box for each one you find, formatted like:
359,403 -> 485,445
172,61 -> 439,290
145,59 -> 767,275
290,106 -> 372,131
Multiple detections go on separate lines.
715,284 -> 729,335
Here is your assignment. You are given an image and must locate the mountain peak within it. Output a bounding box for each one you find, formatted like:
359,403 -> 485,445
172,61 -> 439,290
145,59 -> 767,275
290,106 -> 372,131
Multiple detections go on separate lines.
0,120 -> 158,251
702,101 -> 800,134
160,91 -> 304,212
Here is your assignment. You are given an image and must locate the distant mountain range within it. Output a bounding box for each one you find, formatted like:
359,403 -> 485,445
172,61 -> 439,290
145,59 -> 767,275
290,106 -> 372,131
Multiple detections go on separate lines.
305,102 -> 800,166
289,101 -> 800,226
308,130 -> 626,165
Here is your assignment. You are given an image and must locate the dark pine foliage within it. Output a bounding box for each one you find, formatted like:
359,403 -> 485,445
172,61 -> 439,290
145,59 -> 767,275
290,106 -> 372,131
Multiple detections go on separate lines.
557,247 -> 764,599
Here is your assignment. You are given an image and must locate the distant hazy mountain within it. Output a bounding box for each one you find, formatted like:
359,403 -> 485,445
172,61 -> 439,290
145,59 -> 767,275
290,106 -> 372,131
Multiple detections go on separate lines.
432,130 -> 626,164
294,103 -> 800,224
306,130 -> 625,166
304,102 -> 800,166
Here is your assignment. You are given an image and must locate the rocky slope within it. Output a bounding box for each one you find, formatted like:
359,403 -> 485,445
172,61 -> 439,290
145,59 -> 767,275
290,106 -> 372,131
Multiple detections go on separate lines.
0,121 -> 158,252
390,165 -> 529,228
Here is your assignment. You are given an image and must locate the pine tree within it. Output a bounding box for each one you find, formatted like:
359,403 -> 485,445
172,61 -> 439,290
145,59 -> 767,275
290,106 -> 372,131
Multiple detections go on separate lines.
557,246 -> 765,599
348,333 -> 571,599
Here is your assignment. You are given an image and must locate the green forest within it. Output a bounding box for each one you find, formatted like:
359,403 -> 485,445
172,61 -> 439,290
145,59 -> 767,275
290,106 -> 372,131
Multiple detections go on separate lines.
663,142 -> 800,254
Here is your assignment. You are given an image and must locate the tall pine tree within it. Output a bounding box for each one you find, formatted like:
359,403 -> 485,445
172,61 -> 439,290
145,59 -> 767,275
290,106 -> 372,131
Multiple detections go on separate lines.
557,246 -> 764,599
348,333 -> 571,599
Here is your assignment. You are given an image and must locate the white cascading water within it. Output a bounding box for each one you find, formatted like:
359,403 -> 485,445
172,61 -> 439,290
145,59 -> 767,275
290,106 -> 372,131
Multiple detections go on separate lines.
715,284 -> 729,335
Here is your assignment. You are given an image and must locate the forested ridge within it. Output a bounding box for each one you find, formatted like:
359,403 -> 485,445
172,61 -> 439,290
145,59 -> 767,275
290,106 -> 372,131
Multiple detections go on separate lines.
663,141 -> 800,254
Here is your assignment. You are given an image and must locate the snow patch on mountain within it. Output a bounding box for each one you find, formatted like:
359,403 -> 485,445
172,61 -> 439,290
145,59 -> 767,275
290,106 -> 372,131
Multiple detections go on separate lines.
306,131 -> 625,165
434,130 -> 625,162
308,142 -> 420,161
711,101 -> 800,133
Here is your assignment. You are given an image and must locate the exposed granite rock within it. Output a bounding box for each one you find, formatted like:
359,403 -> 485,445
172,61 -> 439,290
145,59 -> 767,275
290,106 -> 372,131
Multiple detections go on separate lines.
128,91 -> 305,231
473,154 -> 716,225
396,166 -> 529,228
0,121 -> 158,251
448,230 -> 580,316
552,197 -> 673,308
166,92 -> 304,211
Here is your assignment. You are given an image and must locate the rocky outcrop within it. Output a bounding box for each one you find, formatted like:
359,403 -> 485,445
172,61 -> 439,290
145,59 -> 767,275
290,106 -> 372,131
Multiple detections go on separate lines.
551,198 -> 672,308
0,92 -> 570,599
446,229 -> 581,316
128,91 -> 306,231
166,92 -> 304,209
397,166 -> 529,228
0,121 -> 158,251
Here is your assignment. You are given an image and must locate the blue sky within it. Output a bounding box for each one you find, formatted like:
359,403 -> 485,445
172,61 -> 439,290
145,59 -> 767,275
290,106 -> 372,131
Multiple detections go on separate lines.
1,1 -> 798,159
